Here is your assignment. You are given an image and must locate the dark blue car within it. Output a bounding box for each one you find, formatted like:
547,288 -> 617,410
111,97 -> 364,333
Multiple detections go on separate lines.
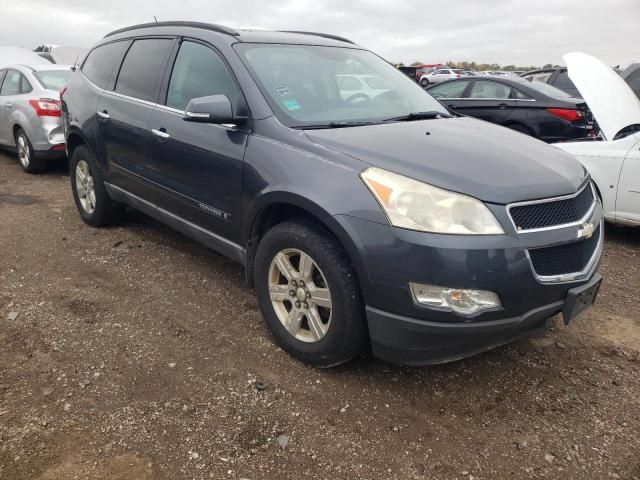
61,22 -> 603,366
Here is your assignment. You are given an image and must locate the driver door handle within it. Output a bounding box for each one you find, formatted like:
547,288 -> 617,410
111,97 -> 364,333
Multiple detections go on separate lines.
151,128 -> 170,141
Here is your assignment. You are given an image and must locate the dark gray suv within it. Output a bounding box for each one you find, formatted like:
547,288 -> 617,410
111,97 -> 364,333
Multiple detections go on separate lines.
61,22 -> 603,366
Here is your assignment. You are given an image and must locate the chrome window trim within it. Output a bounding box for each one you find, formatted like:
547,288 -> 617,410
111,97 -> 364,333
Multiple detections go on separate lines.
507,182 -> 596,233
81,71 -> 157,107
81,72 -> 242,132
525,220 -> 603,284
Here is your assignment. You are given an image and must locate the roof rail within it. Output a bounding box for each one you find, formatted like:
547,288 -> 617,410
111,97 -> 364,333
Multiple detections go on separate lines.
279,30 -> 354,45
104,21 -> 240,38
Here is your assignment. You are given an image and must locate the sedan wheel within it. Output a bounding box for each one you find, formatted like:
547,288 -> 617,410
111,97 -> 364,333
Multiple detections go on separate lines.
268,248 -> 332,343
17,134 -> 30,168
75,159 -> 97,215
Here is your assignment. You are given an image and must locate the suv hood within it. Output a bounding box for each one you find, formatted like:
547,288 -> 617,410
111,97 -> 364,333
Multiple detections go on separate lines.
564,52 -> 640,140
305,117 -> 586,204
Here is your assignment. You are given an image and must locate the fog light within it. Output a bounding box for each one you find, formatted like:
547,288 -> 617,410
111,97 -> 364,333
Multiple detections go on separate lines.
409,283 -> 501,316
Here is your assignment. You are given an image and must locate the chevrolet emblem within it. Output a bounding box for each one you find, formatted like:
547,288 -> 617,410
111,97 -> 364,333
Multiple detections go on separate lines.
577,222 -> 595,239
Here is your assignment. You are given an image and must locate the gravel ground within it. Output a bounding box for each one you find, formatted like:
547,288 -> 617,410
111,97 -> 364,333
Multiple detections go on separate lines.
0,150 -> 639,480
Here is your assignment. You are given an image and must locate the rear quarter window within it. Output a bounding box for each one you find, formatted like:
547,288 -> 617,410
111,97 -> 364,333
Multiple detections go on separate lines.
82,41 -> 129,89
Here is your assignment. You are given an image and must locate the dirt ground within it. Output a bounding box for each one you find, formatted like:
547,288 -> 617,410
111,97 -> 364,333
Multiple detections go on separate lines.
0,150 -> 639,480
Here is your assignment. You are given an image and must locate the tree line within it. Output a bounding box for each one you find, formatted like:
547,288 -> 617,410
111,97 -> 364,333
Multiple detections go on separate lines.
398,60 -> 561,71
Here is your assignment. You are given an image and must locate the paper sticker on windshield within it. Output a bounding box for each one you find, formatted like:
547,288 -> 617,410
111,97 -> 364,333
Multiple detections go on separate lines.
275,86 -> 293,97
283,99 -> 301,111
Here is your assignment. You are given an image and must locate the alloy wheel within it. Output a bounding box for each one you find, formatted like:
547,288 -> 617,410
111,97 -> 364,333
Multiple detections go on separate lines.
268,248 -> 333,343
17,134 -> 30,168
75,160 -> 96,214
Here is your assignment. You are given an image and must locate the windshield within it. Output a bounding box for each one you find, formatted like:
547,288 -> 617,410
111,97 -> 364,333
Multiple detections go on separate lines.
33,70 -> 72,90
236,44 -> 448,128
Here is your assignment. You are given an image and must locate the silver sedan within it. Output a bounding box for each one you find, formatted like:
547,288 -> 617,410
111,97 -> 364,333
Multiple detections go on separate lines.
0,64 -> 72,173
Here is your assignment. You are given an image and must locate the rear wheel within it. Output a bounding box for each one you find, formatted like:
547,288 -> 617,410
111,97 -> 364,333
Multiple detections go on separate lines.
70,145 -> 122,227
15,128 -> 44,173
254,221 -> 367,367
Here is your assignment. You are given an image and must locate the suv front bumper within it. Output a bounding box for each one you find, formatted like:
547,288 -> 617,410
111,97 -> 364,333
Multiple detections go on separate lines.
333,203 -> 603,365
367,273 -> 601,365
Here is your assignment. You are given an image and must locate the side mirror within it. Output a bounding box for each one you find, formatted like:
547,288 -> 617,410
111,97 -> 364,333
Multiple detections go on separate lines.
183,94 -> 247,125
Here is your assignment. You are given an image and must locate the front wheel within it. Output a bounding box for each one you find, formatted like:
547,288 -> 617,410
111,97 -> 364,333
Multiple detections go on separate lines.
254,221 -> 367,367
420,78 -> 430,87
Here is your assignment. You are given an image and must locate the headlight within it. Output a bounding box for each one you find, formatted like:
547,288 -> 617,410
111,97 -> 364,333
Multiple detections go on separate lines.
360,167 -> 504,235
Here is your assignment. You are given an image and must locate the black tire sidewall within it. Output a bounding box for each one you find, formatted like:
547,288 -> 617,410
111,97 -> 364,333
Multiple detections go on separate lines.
254,222 -> 366,366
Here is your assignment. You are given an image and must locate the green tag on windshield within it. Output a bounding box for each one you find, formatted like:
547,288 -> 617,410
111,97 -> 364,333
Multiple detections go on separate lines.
283,99 -> 301,111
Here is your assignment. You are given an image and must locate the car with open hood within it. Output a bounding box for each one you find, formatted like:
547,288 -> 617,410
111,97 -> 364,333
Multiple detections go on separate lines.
61,22 -> 603,367
553,52 -> 640,227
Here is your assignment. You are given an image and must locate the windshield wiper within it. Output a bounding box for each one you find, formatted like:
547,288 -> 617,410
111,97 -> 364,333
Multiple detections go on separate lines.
296,121 -> 381,129
384,111 -> 452,122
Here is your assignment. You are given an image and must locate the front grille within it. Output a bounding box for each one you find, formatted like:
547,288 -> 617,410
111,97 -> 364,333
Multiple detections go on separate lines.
510,184 -> 595,231
528,225 -> 600,277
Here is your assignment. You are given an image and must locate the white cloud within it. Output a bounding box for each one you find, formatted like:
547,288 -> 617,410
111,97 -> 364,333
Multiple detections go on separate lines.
0,0 -> 637,67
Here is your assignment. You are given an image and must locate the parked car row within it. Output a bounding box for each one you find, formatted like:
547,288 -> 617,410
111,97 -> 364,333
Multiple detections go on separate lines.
0,64 -> 72,172
1,22 -> 636,368
427,75 -> 592,142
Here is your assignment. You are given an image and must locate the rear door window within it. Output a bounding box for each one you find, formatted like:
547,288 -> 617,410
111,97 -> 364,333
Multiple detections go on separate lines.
115,38 -> 172,102
0,70 -> 22,95
468,80 -> 511,99
165,40 -> 240,111
82,41 -> 129,89
514,89 -> 534,100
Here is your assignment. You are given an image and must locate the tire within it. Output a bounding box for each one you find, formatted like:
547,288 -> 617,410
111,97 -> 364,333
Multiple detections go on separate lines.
15,128 -> 44,173
254,220 -> 367,367
506,123 -> 534,137
420,78 -> 430,87
69,145 -> 122,227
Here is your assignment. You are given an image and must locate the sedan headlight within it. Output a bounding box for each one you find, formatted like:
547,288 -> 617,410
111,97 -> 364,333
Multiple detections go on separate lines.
360,167 -> 504,235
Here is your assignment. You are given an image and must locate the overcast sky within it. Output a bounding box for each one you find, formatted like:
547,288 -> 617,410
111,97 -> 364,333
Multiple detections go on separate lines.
2,0 -> 638,67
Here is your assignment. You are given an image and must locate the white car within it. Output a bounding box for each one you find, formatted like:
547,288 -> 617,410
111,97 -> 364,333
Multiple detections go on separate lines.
336,74 -> 392,103
553,52 -> 640,227
419,68 -> 464,87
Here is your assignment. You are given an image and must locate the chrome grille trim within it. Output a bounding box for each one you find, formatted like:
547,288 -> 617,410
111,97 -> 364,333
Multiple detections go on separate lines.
507,182 -> 597,233
525,220 -> 604,284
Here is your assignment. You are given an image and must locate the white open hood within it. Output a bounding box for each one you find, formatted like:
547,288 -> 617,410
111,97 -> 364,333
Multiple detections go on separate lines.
564,52 -> 640,140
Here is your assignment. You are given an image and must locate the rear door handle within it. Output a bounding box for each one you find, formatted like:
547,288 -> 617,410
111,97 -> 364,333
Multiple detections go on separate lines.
498,103 -> 508,109
96,110 -> 110,120
151,128 -> 170,141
